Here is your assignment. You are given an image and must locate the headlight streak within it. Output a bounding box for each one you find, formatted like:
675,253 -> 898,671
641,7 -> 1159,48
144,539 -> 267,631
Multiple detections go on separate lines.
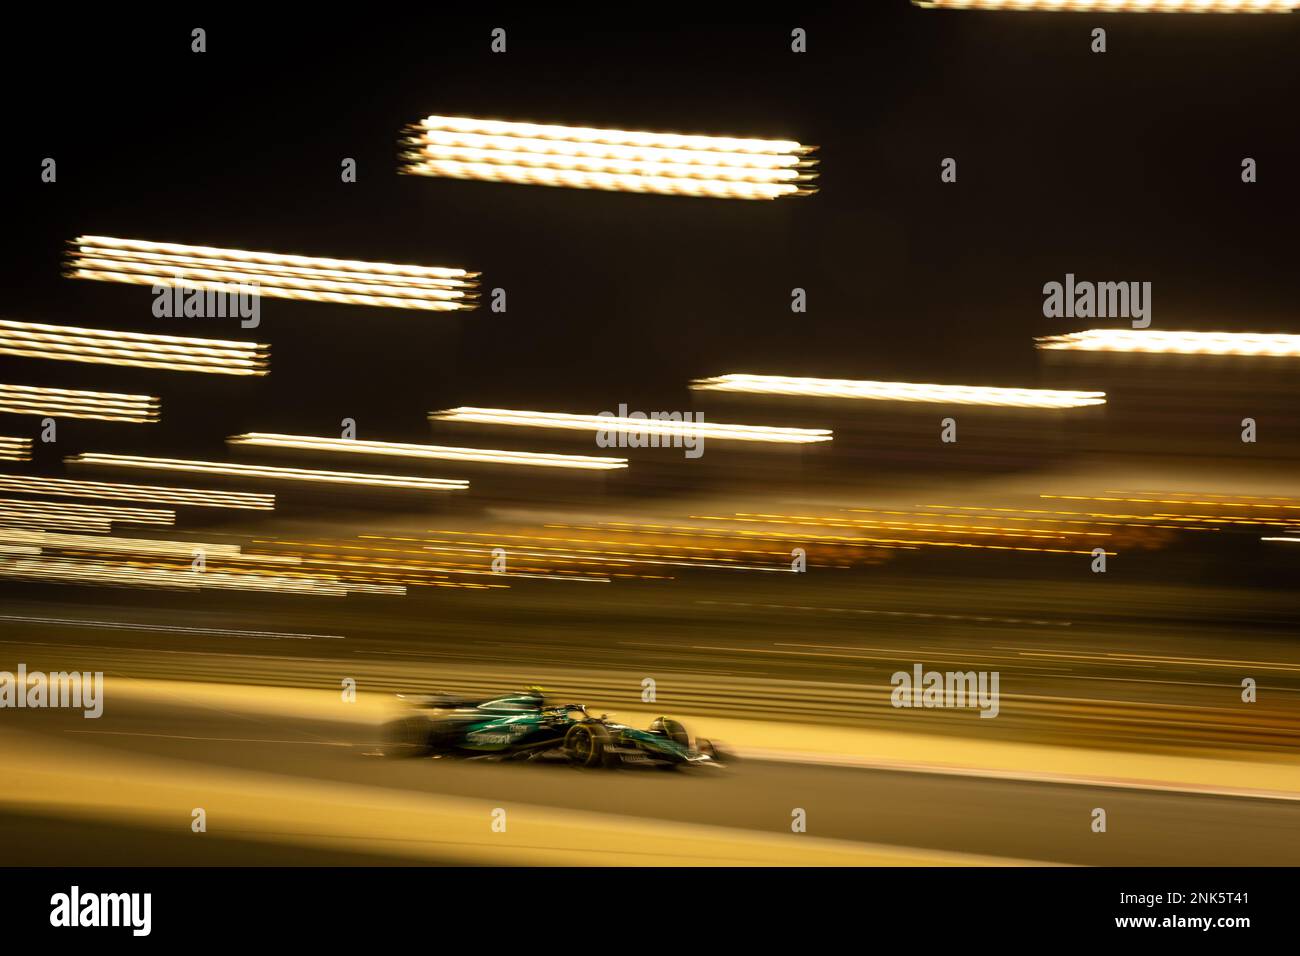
690,373 -> 1107,409
0,384 -> 159,423
65,454 -> 469,491
67,236 -> 479,313
0,474 -> 274,510
227,433 -> 628,470
1035,330 -> 1300,356
402,115 -> 818,199
0,319 -> 268,376
429,407 -> 833,444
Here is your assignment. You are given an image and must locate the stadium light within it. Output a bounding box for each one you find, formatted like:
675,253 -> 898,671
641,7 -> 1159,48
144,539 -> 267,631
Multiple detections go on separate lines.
0,318 -> 268,375
913,1 -> 1296,13
0,383 -> 159,422
67,236 -> 479,313
430,407 -> 832,443
402,116 -> 818,199
691,373 -> 1107,409
1036,330 -> 1300,356
228,433 -> 628,470
66,453 -> 469,491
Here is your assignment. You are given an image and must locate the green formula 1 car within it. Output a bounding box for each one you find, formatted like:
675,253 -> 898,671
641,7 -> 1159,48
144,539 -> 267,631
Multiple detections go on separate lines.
382,687 -> 729,769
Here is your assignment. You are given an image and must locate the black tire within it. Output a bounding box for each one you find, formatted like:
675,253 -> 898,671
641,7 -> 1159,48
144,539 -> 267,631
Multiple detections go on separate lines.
564,722 -> 611,768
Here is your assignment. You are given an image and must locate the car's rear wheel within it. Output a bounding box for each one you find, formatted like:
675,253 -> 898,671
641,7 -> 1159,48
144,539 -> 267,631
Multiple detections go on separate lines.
564,722 -> 611,768
382,716 -> 433,758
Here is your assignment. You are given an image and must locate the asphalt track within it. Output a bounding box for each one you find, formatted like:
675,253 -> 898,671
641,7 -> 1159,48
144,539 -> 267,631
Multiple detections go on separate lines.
2,569 -> 1297,865
1,569 -> 1297,754
4,690 -> 1298,866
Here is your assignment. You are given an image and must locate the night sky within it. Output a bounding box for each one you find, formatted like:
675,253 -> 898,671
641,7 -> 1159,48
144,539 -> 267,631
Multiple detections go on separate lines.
3,5 -> 1296,468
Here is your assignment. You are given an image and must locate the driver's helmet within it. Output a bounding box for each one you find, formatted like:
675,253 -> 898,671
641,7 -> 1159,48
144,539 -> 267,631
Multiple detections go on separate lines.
650,717 -> 690,748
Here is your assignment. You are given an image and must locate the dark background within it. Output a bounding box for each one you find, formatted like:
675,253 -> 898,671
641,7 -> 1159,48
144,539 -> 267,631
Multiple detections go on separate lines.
2,3 -> 1296,467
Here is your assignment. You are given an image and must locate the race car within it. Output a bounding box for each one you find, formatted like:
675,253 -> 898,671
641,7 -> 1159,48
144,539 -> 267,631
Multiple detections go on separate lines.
381,687 -> 729,769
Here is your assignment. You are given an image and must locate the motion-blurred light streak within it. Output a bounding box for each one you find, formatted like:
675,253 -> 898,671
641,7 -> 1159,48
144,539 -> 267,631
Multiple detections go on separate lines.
0,614 -> 344,640
0,497 -> 174,533
701,510 -> 1109,539
555,520 -> 1107,556
66,453 -> 469,491
0,474 -> 274,510
900,504 -> 1218,531
0,499 -> 177,526
227,433 -> 628,470
68,236 -> 479,313
402,116 -> 818,199
0,319 -> 269,376
1036,330 -> 1300,356
430,407 -> 832,444
0,436 -> 32,461
913,0 -> 1297,12
0,556 -> 353,595
0,384 -> 159,423
1043,493 -> 1300,511
0,528 -> 242,557
0,513 -> 111,533
691,373 -> 1106,408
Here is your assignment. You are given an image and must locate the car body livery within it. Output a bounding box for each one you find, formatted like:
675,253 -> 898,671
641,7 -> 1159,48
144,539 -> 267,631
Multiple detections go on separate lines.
383,688 -> 728,769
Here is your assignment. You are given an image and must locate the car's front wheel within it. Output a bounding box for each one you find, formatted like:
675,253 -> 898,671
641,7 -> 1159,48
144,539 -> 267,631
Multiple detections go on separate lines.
696,737 -> 732,763
564,722 -> 611,768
